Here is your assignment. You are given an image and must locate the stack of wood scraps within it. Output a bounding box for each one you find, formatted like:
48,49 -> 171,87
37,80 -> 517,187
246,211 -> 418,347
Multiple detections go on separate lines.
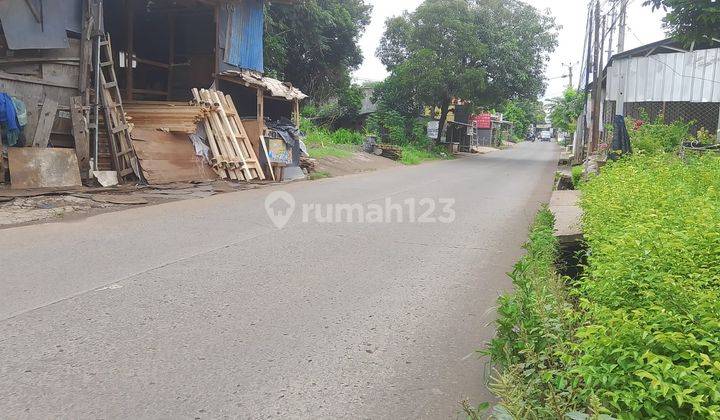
299,156 -> 318,173
373,144 -> 403,161
191,88 -> 268,182
124,101 -> 203,133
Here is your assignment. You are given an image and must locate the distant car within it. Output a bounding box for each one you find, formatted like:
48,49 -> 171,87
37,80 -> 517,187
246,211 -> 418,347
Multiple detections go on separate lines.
540,131 -> 552,142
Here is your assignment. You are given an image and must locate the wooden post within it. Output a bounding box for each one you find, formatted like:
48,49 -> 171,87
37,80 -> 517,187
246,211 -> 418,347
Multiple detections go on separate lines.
71,96 -> 90,179
79,0 -> 91,98
257,88 -> 264,135
293,99 -> 300,128
167,13 -> 175,99
125,0 -> 134,100
590,0 -> 601,154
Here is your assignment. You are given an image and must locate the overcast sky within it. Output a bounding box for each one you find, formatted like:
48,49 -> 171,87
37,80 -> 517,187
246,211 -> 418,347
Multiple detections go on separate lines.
352,0 -> 668,100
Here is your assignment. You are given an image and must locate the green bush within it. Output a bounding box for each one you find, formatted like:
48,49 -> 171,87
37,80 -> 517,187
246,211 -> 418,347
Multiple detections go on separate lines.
629,118 -> 691,154
485,154 -> 720,419
485,208 -> 584,418
576,154 -> 720,418
571,165 -> 583,189
398,144 -> 437,165
329,128 -> 364,145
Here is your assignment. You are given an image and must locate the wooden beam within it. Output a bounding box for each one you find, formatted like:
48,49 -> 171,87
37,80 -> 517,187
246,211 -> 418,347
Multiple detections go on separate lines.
167,13 -> 176,99
125,0 -> 134,100
257,87 -> 264,137
0,70 -> 78,89
293,99 -> 300,128
134,57 -> 170,69
71,96 -> 90,178
32,98 -> 59,148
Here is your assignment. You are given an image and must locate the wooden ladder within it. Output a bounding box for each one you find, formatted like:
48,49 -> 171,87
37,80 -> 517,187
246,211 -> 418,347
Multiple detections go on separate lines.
98,34 -> 142,182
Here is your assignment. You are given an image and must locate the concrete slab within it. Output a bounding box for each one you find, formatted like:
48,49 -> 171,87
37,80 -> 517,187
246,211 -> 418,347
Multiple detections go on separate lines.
549,190 -> 583,242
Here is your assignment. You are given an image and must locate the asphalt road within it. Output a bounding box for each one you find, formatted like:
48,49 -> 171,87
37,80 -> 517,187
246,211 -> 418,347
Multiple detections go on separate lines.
0,141 -> 559,419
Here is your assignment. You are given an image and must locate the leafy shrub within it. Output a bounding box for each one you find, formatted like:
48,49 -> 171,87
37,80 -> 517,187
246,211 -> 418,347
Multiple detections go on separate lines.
572,165 -> 583,189
399,144 -> 448,165
329,128 -> 364,145
577,154 -> 720,418
628,117 -> 691,154
485,208 -> 584,418
485,154 -> 720,419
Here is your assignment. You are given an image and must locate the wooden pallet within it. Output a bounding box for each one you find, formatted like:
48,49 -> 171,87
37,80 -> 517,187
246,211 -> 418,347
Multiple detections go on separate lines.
191,88 -> 265,181
98,34 -> 142,183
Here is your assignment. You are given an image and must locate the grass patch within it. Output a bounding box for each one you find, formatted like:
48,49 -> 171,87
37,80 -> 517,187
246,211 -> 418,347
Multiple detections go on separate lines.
307,144 -> 355,159
399,144 -> 450,165
307,171 -> 331,180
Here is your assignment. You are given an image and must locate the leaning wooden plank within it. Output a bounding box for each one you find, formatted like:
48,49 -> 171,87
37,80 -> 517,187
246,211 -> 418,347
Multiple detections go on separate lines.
224,94 -> 266,180
199,90 -> 238,168
7,148 -> 82,189
32,98 -> 59,147
259,135 -> 275,181
70,96 -> 90,178
209,90 -> 252,180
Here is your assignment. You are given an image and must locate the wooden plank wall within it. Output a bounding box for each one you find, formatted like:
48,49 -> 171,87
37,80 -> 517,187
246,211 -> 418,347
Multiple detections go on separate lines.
0,38 -> 81,144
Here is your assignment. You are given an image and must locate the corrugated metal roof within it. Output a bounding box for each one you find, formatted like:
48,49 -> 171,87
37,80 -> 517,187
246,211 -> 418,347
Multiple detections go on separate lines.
0,0 -> 82,50
220,70 -> 308,101
606,48 -> 720,103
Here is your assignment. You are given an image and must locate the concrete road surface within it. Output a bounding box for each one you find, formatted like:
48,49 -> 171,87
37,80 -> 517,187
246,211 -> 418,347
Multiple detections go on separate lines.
0,142 -> 559,419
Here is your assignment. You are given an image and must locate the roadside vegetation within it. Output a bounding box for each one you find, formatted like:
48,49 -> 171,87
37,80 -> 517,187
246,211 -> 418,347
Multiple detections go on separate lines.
480,119 -> 720,418
301,112 -> 449,165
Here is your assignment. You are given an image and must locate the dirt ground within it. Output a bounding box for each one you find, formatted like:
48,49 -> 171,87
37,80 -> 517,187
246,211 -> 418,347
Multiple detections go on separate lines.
0,180 -> 268,229
315,152 -> 402,177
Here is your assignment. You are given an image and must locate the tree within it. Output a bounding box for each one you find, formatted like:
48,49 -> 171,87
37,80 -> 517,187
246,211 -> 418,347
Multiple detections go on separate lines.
376,0 -> 557,143
264,0 -> 372,101
643,0 -> 720,43
547,88 -> 585,135
503,99 -> 546,139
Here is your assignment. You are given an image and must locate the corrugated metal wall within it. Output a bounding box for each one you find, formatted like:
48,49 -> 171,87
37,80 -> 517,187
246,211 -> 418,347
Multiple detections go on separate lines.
221,0 -> 264,73
606,48 -> 720,103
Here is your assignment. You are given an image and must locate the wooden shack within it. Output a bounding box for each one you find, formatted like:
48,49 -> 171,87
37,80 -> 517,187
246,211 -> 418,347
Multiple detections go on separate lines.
0,0 -> 302,187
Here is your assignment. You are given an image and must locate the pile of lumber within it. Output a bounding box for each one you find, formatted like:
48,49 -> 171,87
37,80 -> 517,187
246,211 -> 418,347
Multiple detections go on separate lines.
299,156 -> 318,173
124,101 -> 204,133
191,88 -> 269,181
373,143 -> 403,161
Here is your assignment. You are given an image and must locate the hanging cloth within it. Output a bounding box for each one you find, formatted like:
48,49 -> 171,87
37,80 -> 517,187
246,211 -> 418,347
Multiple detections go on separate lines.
0,93 -> 20,146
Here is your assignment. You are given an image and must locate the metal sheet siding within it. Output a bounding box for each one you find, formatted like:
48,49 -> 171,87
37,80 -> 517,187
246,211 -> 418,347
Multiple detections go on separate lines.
0,0 -> 81,50
224,0 -> 264,73
606,48 -> 720,103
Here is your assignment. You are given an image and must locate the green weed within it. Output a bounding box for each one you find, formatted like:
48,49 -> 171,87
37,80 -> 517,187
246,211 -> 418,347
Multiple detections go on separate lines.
307,171 -> 331,180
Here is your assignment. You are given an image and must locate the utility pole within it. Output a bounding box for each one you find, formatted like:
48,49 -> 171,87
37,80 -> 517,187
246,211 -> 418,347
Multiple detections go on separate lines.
590,0 -> 602,154
617,0 -> 627,53
563,62 -> 574,88
607,1 -> 617,62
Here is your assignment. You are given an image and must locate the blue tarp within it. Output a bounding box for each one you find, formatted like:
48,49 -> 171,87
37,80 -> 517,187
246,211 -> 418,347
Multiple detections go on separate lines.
223,0 -> 264,73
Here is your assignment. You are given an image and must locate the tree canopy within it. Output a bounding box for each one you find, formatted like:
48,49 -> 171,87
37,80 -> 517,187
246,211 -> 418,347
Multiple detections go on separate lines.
264,0 -> 372,101
547,88 -> 585,135
376,0 -> 557,142
643,0 -> 720,43
502,99 -> 546,139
